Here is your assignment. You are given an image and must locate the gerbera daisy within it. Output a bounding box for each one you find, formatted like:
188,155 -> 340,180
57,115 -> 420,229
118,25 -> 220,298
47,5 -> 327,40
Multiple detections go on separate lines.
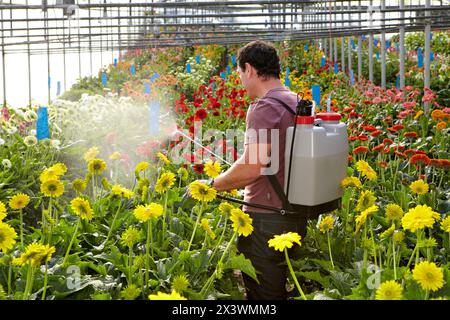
155,172 -> 176,194
133,203 -> 163,222
70,197 -> 94,221
375,280 -> 403,300
230,208 -> 253,237
188,181 -> 216,202
40,179 -> 64,198
412,261 -> 444,292
87,159 -> 107,175
268,232 -> 302,252
204,160 -> 221,178
9,194 -> 30,210
0,222 -> 17,252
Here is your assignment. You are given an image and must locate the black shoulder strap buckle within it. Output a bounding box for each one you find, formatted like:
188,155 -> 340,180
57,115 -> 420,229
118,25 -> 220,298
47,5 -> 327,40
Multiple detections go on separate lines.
267,174 -> 295,215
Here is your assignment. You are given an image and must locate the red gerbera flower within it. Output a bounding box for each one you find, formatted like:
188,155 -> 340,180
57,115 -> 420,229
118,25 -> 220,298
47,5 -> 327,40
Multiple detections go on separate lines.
410,154 -> 431,167
404,149 -> 416,157
395,151 -> 407,158
358,134 -> 369,141
404,131 -> 418,138
372,144 -> 385,152
392,124 -> 405,131
383,138 -> 394,145
353,146 -> 369,154
371,130 -> 382,137
195,108 -> 208,120
193,164 -> 204,174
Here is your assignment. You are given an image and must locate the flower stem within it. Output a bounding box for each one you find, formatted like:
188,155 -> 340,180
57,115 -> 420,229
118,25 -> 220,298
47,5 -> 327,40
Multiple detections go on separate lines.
209,213 -> 228,263
145,219 -> 153,288
106,200 -> 122,244
19,209 -> 24,247
327,232 -> 335,269
392,239 -> 397,280
187,202 -> 204,251
128,246 -> 133,285
23,265 -> 34,300
41,263 -> 49,300
7,258 -> 12,296
200,231 -> 237,298
161,191 -> 169,246
62,219 -> 81,267
285,249 -> 307,300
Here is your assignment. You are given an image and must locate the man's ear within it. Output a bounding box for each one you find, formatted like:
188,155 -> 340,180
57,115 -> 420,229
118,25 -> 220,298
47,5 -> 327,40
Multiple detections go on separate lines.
245,62 -> 253,76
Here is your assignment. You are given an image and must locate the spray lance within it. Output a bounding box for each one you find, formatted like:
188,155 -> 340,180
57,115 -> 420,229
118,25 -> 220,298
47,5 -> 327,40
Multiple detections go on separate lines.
176,94 -> 348,219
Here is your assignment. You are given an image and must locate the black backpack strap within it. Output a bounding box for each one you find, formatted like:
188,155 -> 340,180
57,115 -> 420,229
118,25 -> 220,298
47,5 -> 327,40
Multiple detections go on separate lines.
267,174 -> 295,215
265,96 -> 296,115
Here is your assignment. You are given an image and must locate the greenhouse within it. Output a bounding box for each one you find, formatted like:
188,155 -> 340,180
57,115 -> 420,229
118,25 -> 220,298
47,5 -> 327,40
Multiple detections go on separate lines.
0,0 -> 449,302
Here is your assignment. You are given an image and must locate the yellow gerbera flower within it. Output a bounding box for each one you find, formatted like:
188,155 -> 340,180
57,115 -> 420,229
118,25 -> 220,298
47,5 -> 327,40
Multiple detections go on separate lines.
355,205 -> 378,233
157,152 -> 171,166
84,146 -> 99,163
9,194 -> 30,210
355,190 -> 377,212
414,110 -> 424,120
39,164 -> 66,183
135,161 -> 150,174
155,172 -> 176,194
393,230 -> 405,243
87,159 -> 107,175
402,205 -> 439,232
177,167 -> 189,181
70,197 -> 94,221
148,290 -> 187,300
268,232 -> 302,252
188,181 -> 217,202
441,216 -> 450,233
356,160 -> 377,181
111,184 -> 134,199
72,179 -> 87,193
13,243 -> 56,267
340,176 -> 362,188
133,203 -> 163,222
0,201 -> 7,216
218,202 -> 234,216
375,280 -> 403,300
171,274 -> 189,293
121,284 -> 141,300
121,226 -> 141,248
410,179 -> 429,195
385,204 -> 404,221
40,179 -> 64,198
200,218 -> 216,240
412,261 -> 444,292
0,222 -> 17,252
109,151 -> 121,161
204,160 -> 221,178
318,215 -> 335,233
230,208 -> 253,237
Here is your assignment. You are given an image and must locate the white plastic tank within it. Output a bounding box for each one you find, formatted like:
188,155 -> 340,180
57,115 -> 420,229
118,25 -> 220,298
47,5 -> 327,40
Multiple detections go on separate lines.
284,112 -> 348,206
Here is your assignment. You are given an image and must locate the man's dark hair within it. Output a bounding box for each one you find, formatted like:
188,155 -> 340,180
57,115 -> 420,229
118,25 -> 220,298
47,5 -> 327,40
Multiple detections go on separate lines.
237,40 -> 281,79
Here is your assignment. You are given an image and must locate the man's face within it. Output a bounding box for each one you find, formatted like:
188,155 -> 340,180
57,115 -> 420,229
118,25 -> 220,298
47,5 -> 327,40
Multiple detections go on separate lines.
237,63 -> 256,99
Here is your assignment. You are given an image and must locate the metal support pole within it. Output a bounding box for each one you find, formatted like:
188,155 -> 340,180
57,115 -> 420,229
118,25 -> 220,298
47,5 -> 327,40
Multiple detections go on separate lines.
424,0 -> 431,112
358,1 -> 362,82
63,18 -> 67,92
333,1 -> 337,63
381,0 -> 386,88
89,0 -> 93,75
399,0 -> 405,88
341,1 -> 345,72
347,2 -> 352,74
1,9 -> 6,107
45,10 -> 51,105
26,0 -> 31,106
368,0 -> 374,84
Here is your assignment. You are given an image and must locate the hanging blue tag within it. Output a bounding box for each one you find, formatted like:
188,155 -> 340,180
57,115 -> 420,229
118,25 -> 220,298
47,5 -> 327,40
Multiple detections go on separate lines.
101,72 -> 107,87
227,65 -> 231,75
151,73 -> 160,83
131,64 -> 136,76
386,40 -> 391,49
304,44 -> 309,52
196,55 -> 201,64
56,81 -> 61,96
36,107 -> 50,141
396,75 -> 400,89
376,52 -> 380,60
48,77 -> 51,90
149,101 -> 160,136
350,70 -> 355,85
351,39 -> 356,49
362,35 -> 366,42
231,55 -> 237,66
418,48 -> 424,68
321,56 -> 326,67
220,71 -> 226,79
144,82 -> 151,95
186,63 -> 191,73
312,85 -> 321,108
374,39 -> 378,47
430,32 -> 433,40
114,58 -> 118,67
396,43 -> 399,51
430,52 -> 434,62
334,63 -> 339,74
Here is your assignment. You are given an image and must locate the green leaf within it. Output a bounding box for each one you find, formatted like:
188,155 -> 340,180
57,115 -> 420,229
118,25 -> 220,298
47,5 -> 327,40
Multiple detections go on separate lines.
223,253 -> 258,283
296,270 -> 330,289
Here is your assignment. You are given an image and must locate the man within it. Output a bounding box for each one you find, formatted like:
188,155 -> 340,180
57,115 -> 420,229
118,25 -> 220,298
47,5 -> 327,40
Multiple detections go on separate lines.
207,40 -> 308,300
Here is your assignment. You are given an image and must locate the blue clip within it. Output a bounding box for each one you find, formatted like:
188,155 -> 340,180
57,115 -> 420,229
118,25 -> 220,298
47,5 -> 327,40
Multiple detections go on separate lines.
37,107 -> 50,141
186,63 -> 191,73
101,73 -> 107,87
312,85 -> 321,108
418,48 -> 424,68
114,58 -> 118,67
196,55 -> 201,64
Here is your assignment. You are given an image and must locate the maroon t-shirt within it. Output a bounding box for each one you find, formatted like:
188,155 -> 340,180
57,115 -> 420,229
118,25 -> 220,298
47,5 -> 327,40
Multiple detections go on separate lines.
243,86 -> 298,214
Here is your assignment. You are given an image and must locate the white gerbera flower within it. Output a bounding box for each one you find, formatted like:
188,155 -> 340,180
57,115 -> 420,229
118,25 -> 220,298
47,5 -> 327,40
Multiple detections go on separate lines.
0,138 -> 5,145
2,159 -> 12,169
24,135 -> 38,147
6,126 -> 17,135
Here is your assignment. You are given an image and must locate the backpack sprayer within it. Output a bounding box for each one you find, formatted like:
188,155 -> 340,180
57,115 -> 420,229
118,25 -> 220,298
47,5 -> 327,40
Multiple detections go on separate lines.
177,94 -> 348,219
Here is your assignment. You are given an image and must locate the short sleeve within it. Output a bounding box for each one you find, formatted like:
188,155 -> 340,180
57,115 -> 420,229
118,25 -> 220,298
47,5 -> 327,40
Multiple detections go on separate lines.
244,101 -> 281,145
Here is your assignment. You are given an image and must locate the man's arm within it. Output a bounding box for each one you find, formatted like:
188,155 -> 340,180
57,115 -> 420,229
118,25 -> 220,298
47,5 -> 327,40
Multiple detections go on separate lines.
212,143 -> 271,192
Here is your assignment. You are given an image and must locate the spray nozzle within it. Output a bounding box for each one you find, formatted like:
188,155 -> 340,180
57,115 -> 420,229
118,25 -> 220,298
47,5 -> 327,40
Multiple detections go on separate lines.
297,99 -> 313,117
